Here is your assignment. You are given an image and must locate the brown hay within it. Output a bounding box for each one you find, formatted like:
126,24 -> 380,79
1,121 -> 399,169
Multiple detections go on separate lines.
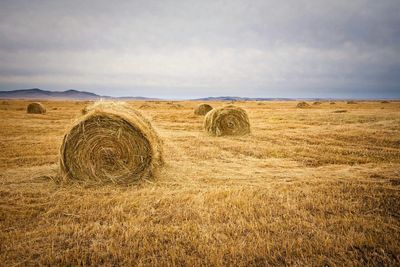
171,104 -> 184,109
333,110 -> 347,113
347,100 -> 357,104
27,102 -> 46,114
81,106 -> 89,115
313,101 -> 322,105
330,102 -> 336,105
139,104 -> 152,109
60,101 -> 163,184
204,105 -> 250,136
194,104 -> 213,115
296,101 -> 310,108
381,100 -> 390,104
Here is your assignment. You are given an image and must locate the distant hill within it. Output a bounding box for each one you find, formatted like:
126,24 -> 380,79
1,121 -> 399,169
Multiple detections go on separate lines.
1,89 -> 370,101
0,88 -> 157,100
0,88 -> 101,99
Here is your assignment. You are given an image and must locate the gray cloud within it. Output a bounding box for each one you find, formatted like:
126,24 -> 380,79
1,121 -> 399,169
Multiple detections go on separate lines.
0,0 -> 399,98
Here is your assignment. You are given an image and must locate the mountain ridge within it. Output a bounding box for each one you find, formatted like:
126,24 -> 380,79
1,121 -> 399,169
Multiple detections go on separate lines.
0,88 -> 157,100
0,88 -> 390,101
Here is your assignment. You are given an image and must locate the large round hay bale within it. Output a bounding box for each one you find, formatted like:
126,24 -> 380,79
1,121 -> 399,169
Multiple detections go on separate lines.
296,101 -> 310,108
27,102 -> 46,114
204,105 -> 250,136
60,101 -> 163,184
194,103 -> 213,115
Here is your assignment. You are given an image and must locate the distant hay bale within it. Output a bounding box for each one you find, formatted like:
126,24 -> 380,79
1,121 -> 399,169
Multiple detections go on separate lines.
194,103 -> 213,115
296,101 -> 310,108
330,102 -> 336,105
139,104 -> 152,109
81,106 -> 89,115
313,101 -> 322,105
204,105 -> 250,136
346,100 -> 357,104
60,101 -> 163,184
333,109 -> 347,113
381,100 -> 390,104
27,102 -> 46,114
171,103 -> 184,109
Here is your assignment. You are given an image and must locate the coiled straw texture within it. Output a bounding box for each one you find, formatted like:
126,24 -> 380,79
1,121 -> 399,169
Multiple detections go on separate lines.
204,105 -> 250,136
194,103 -> 213,115
27,102 -> 46,114
60,101 -> 163,184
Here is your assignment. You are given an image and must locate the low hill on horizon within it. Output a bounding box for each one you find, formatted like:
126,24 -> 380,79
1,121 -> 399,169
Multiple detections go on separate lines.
0,89 -> 292,101
0,88 -> 393,101
0,88 -> 158,100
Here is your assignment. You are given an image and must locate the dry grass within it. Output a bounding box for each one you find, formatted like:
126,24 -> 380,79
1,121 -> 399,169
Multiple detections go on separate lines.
1,99 -> 400,266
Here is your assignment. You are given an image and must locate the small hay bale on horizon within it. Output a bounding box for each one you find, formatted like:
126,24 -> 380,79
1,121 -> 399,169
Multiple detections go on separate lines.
27,102 -> 46,114
60,101 -> 163,184
296,102 -> 310,108
347,100 -> 357,104
194,103 -> 213,115
381,100 -> 390,104
333,110 -> 347,113
204,105 -> 250,136
81,106 -> 89,115
313,101 -> 322,105
139,103 -> 152,109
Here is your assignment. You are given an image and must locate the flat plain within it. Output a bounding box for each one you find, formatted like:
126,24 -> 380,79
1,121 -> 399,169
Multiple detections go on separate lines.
0,100 -> 399,266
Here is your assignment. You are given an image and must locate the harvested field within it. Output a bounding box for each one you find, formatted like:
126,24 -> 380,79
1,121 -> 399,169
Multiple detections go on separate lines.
1,99 -> 400,266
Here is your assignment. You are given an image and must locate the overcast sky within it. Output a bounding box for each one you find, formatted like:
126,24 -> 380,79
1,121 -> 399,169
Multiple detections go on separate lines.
0,0 -> 399,98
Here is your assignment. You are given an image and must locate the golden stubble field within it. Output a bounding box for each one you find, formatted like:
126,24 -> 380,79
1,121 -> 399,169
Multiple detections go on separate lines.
0,99 -> 399,266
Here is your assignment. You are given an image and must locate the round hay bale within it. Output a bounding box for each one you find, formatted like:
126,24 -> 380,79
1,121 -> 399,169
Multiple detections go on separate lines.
333,109 -> 347,113
60,101 -> 163,184
346,100 -> 357,104
204,105 -> 250,136
296,101 -> 310,108
139,104 -> 152,109
194,103 -> 213,115
81,106 -> 89,115
171,103 -> 184,109
313,101 -> 322,105
330,102 -> 336,105
27,102 -> 46,114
